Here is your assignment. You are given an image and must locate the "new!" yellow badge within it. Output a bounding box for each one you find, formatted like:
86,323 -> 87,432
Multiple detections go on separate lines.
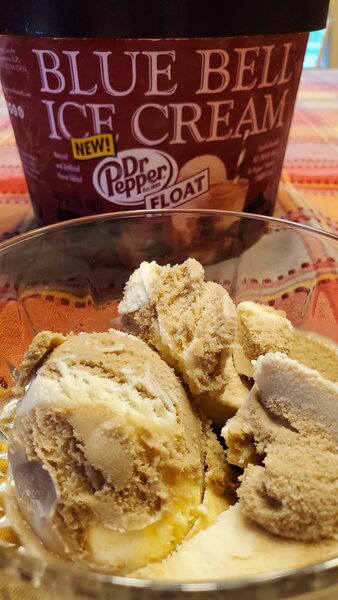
71,133 -> 115,160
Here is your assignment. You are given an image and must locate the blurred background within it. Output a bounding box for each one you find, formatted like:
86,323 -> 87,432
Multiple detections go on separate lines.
304,0 -> 338,67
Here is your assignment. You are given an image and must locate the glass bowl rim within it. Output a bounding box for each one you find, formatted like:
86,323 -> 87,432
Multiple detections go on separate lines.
0,546 -> 337,595
0,208 -> 337,254
0,208 -> 337,595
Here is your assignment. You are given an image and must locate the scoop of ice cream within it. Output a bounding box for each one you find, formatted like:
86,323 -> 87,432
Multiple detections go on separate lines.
13,330 -> 67,395
8,329 -> 212,573
197,356 -> 250,427
290,329 -> 338,382
118,258 -> 237,400
233,301 -> 293,378
131,503 -> 338,581
224,352 -> 338,541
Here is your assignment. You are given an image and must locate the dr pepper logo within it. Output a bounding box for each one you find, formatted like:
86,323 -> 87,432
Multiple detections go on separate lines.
92,148 -> 178,206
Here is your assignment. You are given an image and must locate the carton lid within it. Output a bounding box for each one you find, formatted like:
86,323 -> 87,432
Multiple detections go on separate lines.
0,0 -> 330,38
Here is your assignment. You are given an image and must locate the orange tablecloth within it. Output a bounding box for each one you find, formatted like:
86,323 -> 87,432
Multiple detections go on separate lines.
0,68 -> 337,239
277,68 -> 338,234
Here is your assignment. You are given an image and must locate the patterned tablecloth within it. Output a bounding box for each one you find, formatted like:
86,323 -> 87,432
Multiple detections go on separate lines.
277,69 -> 338,234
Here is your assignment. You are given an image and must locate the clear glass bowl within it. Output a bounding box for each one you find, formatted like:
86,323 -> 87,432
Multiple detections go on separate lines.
0,209 -> 337,600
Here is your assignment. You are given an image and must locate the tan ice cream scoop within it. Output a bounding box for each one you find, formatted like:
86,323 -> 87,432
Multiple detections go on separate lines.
233,301 -> 293,378
118,259 -> 254,426
8,329 -> 208,573
224,352 -> 338,542
118,258 -> 237,401
132,503 -> 338,581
